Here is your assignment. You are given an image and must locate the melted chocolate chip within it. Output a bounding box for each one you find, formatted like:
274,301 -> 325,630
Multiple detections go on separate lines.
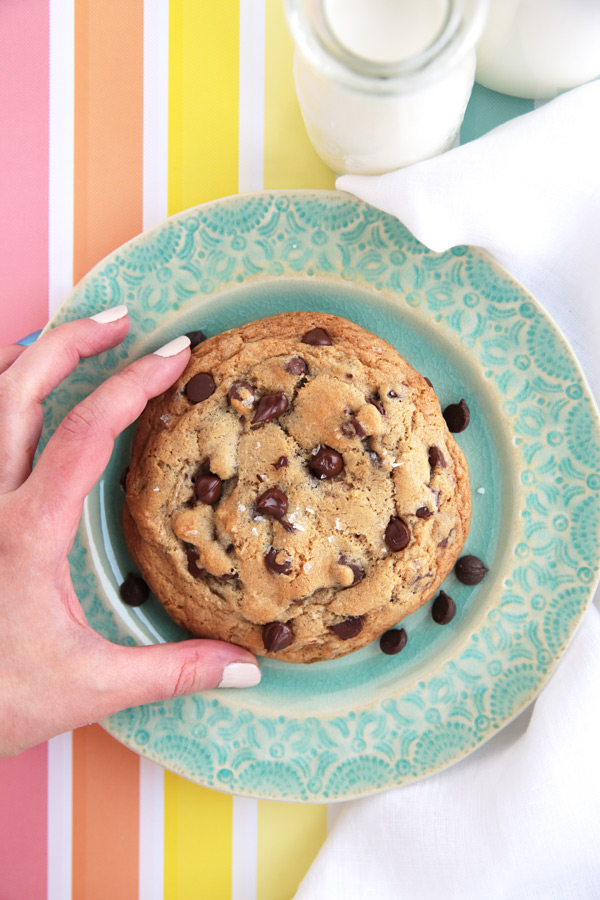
385,516 -> 410,551
185,330 -> 207,348
338,555 -> 365,585
346,416 -> 366,437
186,549 -> 206,579
273,455 -> 288,469
301,327 -> 332,346
257,487 -> 288,520
263,622 -> 294,652
195,474 -> 222,505
380,628 -> 407,655
265,547 -> 293,575
368,396 -> 385,415
443,398 -> 470,433
119,465 -> 129,492
432,590 -> 457,624
424,377 -> 433,388
286,356 -> 307,376
228,380 -> 256,406
455,555 -> 488,585
428,445 -> 447,469
252,391 -> 289,426
119,573 -> 149,606
309,445 -> 344,479
186,372 -> 216,403
415,507 -> 432,519
331,616 -> 363,640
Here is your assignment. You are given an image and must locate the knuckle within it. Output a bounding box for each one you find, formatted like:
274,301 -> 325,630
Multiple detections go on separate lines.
59,400 -> 103,442
170,651 -> 205,698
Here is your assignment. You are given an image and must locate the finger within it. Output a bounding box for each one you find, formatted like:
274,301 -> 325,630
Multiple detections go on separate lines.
30,335 -> 192,543
0,305 -> 130,493
73,637 -> 261,724
0,344 -> 26,375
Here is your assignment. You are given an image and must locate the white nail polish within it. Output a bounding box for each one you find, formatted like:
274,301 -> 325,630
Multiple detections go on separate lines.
90,304 -> 128,324
153,335 -> 191,358
218,662 -> 261,689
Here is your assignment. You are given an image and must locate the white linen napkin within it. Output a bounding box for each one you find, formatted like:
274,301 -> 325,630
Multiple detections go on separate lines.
296,81 -> 600,899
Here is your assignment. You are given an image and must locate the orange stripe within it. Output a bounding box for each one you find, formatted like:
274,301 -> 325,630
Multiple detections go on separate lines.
73,0 -> 144,284
72,725 -> 140,900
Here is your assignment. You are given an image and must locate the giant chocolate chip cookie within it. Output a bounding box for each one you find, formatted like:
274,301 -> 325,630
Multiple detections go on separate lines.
122,312 -> 471,662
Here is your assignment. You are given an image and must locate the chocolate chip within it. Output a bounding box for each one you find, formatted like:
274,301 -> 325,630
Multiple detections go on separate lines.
341,415 -> 365,438
368,396 -> 385,415
308,445 -> 344,479
195,474 -> 222,505
443,398 -> 470,433
380,628 -> 407,655
257,487 -> 288,520
286,357 -> 307,376
388,390 -> 398,399
265,547 -> 293,575
455,555 -> 488,585
338,555 -> 365,585
119,573 -> 149,606
263,621 -> 294,652
385,516 -> 410,551
415,507 -> 432,519
186,549 -> 206,579
186,372 -> 216,403
119,465 -> 129,492
215,572 -> 236,582
273,455 -> 288,469
424,377 -> 433,388
252,391 -> 289,426
228,380 -> 256,406
301,327 -> 332,346
185,330 -> 207,348
432,590 -> 456,624
331,616 -> 363,640
428,445 -> 447,469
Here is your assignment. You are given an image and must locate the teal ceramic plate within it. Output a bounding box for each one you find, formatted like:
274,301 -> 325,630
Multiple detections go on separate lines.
41,191 -> 600,801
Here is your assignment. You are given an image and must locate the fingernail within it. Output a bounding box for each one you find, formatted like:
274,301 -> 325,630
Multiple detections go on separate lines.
90,304 -> 128,324
218,662 -> 261,689
153,335 -> 192,358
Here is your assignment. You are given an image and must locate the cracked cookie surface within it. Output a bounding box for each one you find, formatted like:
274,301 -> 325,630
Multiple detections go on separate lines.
122,311 -> 471,662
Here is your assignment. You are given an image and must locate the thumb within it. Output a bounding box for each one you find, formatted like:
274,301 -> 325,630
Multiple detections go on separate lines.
85,638 -> 261,719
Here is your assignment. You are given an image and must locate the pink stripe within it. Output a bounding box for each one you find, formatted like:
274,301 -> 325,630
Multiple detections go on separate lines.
0,743 -> 48,900
0,0 -> 50,345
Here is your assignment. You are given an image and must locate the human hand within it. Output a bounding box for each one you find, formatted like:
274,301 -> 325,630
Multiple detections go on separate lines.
0,304 -> 260,758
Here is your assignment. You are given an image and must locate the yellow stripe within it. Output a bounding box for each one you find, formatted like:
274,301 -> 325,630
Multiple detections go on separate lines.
168,0 -> 240,214
257,801 -> 328,900
264,0 -> 335,189
164,773 -> 233,900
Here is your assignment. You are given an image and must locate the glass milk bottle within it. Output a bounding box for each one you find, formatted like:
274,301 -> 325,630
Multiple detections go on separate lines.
285,0 -> 488,174
476,0 -> 600,99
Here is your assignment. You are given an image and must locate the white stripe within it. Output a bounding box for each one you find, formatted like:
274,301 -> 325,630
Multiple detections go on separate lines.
238,0 -> 266,192
232,9 -> 264,891
138,757 -> 165,900
143,0 -> 170,230
47,733 -> 73,900
231,796 -> 258,900
48,0 -> 75,316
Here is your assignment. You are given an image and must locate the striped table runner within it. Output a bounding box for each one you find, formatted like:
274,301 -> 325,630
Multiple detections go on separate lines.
0,3 -> 535,898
